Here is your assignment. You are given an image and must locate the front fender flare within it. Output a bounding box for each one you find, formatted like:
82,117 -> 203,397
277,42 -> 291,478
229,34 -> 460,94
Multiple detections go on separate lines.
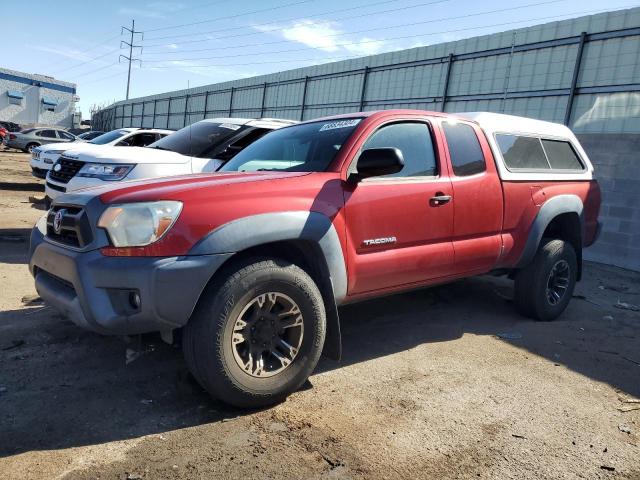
189,211 -> 347,303
189,211 -> 347,360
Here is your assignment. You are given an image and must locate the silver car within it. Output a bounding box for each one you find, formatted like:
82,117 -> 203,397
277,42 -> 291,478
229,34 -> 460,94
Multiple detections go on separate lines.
6,128 -> 77,153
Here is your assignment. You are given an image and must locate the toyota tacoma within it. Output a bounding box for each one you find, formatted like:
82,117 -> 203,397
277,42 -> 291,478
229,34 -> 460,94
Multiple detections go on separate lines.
29,110 -> 601,407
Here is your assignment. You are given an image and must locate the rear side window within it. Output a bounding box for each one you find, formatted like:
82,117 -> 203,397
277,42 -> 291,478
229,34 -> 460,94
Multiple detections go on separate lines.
496,134 -> 549,170
58,131 -> 75,140
541,139 -> 584,170
362,122 -> 437,177
442,123 -> 486,176
37,130 -> 57,138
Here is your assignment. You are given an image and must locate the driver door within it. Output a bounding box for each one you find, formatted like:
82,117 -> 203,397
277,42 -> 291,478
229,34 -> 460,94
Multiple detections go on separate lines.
343,120 -> 455,296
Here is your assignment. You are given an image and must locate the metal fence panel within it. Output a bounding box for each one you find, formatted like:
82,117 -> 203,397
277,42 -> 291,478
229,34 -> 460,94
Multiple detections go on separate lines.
93,8 -> 640,135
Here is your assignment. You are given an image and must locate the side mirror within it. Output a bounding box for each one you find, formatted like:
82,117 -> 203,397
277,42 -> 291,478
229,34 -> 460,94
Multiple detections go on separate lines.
349,147 -> 404,183
116,140 -> 130,147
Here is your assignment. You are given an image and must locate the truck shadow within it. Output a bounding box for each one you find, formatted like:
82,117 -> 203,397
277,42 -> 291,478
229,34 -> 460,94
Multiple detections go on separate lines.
0,182 -> 44,192
0,228 -> 32,265
0,265 -> 638,458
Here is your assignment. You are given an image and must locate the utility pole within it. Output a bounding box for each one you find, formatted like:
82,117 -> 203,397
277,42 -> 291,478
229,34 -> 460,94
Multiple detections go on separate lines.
120,20 -> 143,100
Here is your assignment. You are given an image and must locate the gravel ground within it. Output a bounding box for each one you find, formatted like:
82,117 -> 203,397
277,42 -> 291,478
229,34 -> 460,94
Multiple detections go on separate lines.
0,150 -> 638,479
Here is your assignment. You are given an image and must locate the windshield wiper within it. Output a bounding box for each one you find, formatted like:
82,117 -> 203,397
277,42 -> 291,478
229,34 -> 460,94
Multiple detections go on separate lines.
150,145 -> 172,151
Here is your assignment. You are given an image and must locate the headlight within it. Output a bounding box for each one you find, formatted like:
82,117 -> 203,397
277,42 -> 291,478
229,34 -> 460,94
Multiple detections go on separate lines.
77,163 -> 135,181
98,201 -> 183,247
46,150 -> 66,155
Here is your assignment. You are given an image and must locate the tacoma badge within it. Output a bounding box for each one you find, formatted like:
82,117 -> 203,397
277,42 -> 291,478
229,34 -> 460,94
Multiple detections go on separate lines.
363,236 -> 397,246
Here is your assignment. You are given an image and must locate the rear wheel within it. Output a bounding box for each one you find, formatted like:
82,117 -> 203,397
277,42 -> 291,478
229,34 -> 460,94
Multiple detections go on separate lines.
514,238 -> 577,321
183,258 -> 326,408
24,143 -> 39,153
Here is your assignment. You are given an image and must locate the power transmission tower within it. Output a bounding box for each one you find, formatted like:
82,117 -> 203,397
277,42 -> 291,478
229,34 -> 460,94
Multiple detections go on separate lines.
120,20 -> 143,100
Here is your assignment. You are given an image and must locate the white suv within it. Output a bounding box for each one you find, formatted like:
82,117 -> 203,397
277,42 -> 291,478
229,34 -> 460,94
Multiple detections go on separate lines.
45,118 -> 296,201
31,128 -> 173,180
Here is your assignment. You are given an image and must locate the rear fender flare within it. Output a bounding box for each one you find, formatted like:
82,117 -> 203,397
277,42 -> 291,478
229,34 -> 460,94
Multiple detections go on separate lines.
516,194 -> 584,268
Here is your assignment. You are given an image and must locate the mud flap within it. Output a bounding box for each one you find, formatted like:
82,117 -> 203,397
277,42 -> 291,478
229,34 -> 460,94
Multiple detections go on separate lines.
321,297 -> 342,361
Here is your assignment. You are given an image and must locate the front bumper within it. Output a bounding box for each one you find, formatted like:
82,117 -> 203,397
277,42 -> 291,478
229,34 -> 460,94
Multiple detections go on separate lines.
29,227 -> 232,335
31,167 -> 48,179
45,180 -> 66,200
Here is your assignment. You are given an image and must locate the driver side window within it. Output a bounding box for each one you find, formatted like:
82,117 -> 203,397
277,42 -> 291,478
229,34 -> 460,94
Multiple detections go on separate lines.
123,133 -> 157,147
361,122 -> 437,178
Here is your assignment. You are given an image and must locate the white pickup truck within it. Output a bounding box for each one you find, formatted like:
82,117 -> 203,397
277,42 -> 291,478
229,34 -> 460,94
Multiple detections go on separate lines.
31,128 -> 173,180
45,118 -> 296,201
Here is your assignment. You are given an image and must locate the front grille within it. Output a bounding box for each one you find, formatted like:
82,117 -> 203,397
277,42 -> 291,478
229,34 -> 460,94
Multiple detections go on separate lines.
46,205 -> 93,248
46,181 -> 66,193
49,157 -> 85,184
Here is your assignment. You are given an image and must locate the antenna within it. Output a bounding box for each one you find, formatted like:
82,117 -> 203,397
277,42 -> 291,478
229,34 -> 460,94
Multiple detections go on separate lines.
188,80 -> 192,158
120,19 -> 143,100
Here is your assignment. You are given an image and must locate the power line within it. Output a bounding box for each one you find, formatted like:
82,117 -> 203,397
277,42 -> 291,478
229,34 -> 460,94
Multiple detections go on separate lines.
142,0 -> 568,57
52,48 -> 121,73
42,33 -> 121,71
141,5 -> 637,69
67,62 -> 122,80
145,0 -> 315,32
144,0 -> 403,42
80,69 -> 128,86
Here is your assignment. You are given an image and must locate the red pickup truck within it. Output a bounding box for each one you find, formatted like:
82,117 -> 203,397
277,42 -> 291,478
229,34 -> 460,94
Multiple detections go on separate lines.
29,110 -> 601,407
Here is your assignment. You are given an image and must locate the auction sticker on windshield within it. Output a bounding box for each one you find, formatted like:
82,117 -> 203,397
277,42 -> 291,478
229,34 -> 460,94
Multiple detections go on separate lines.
219,123 -> 242,130
319,119 -> 361,131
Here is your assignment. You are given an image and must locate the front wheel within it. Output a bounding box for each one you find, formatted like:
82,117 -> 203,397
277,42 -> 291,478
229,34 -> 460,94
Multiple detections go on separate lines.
183,258 -> 326,408
514,239 -> 577,321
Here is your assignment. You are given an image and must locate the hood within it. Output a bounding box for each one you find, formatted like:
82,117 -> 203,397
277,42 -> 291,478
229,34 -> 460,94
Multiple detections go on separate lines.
96,171 -> 312,203
63,146 -> 190,164
37,141 -> 88,153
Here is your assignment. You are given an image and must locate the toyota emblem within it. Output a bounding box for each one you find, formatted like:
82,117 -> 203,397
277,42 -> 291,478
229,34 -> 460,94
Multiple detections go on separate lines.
53,163 -> 62,172
53,209 -> 65,234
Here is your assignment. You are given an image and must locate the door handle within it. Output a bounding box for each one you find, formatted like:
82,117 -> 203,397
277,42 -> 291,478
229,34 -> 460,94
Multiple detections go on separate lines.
430,193 -> 452,206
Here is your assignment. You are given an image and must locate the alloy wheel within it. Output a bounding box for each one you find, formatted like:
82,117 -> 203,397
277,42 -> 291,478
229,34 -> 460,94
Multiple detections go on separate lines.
231,292 -> 304,378
546,259 -> 570,306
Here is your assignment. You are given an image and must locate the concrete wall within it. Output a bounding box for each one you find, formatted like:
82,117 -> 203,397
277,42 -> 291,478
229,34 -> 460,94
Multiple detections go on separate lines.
579,134 -> 640,271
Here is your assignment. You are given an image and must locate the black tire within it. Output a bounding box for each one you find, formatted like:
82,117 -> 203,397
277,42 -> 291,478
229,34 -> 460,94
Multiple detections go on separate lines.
25,143 -> 39,153
514,238 -> 577,321
183,257 -> 326,408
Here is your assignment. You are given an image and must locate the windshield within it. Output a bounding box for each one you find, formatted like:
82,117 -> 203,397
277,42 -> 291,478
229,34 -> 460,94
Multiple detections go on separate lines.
89,129 -> 130,145
221,119 -> 362,173
147,121 -> 246,157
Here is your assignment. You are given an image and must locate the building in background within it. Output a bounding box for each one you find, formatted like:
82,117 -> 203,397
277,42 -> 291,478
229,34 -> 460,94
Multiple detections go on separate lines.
0,68 -> 79,128
92,7 -> 640,271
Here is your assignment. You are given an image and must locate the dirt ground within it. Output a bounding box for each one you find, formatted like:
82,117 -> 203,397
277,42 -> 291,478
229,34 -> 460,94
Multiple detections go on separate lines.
0,150 -> 638,479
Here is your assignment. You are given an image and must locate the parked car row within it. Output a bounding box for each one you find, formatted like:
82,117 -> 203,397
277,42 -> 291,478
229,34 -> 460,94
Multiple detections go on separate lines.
5,127 -> 77,152
29,109 -> 601,408
39,118 -> 295,201
0,123 -> 102,151
30,127 -> 172,180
